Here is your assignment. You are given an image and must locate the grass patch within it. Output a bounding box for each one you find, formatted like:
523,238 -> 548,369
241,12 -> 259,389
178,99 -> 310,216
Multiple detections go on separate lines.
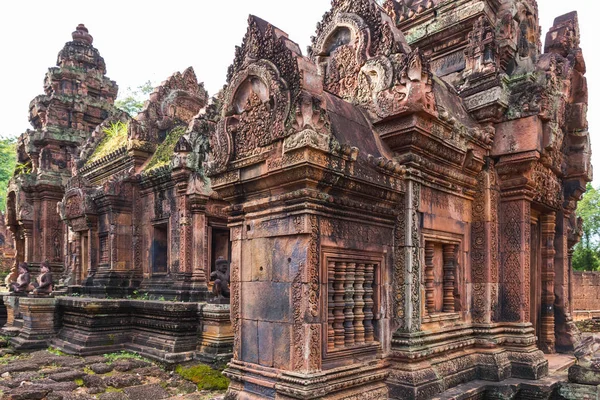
47,346 -> 69,356
74,378 -> 84,386
87,121 -> 128,164
143,125 -> 187,172
103,350 -> 151,364
175,364 -> 229,391
83,366 -> 96,375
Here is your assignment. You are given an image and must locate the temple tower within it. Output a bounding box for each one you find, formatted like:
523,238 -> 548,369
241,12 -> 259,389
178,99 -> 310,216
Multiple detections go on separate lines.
5,24 -> 119,276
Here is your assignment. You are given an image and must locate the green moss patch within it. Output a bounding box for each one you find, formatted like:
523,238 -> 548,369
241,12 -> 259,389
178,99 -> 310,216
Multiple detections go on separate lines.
104,386 -> 124,393
175,364 -> 229,391
74,378 -> 84,386
87,121 -> 128,164
143,126 -> 187,172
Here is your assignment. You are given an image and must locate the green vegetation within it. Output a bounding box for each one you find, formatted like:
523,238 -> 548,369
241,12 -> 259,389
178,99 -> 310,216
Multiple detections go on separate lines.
175,364 -> 229,391
573,183 -> 600,270
103,350 -> 151,364
83,366 -> 96,375
104,386 -> 124,393
144,126 -> 187,172
0,137 -> 17,211
115,81 -> 154,116
74,378 -> 84,386
87,121 -> 128,164
47,346 -> 69,356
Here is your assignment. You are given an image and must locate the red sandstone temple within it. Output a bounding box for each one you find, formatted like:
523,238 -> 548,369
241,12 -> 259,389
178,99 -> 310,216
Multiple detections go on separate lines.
1,0 -> 593,398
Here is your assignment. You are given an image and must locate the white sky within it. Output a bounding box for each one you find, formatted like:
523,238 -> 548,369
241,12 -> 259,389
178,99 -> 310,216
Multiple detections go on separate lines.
0,0 -> 597,182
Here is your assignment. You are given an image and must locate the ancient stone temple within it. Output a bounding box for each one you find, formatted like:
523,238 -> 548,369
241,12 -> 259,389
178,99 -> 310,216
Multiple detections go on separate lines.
0,0 -> 593,399
204,0 -> 591,398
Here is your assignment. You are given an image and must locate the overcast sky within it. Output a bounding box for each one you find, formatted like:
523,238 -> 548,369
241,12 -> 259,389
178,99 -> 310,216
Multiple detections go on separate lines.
0,0 -> 596,182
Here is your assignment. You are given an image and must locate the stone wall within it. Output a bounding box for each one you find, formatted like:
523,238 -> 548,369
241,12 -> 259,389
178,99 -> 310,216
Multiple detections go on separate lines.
573,271 -> 600,320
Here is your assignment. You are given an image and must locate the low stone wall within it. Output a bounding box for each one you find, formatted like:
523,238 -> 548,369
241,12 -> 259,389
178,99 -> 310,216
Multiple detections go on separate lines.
1,295 -> 232,364
573,271 -> 600,321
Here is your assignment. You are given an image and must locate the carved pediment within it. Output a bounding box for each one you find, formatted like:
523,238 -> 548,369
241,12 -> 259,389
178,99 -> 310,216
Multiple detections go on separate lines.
210,16 -> 303,174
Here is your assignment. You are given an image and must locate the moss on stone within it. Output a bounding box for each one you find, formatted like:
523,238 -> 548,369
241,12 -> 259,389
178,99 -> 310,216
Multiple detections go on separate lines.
143,126 -> 187,172
74,378 -> 84,386
86,121 -> 128,164
104,386 -> 124,393
175,364 -> 229,391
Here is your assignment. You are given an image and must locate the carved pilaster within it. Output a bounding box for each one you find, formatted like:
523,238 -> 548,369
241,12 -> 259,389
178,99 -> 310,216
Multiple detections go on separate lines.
499,200 -> 531,323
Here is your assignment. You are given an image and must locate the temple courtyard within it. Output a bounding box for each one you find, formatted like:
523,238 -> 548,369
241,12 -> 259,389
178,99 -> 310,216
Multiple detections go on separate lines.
0,348 -> 227,400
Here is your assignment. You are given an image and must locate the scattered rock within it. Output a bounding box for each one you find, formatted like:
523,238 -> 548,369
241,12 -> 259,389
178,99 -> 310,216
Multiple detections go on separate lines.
81,374 -> 105,390
46,371 -> 85,382
131,367 -> 168,380
29,381 -> 79,392
123,384 -> 169,400
11,372 -> 41,382
0,363 -> 39,375
83,356 -> 107,364
89,364 -> 113,375
112,360 -> 149,372
176,381 -> 197,394
2,387 -> 50,400
104,374 -> 142,389
98,393 -> 128,400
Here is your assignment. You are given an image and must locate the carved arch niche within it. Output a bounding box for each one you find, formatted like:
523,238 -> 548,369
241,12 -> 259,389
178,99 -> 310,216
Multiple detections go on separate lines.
212,61 -> 291,170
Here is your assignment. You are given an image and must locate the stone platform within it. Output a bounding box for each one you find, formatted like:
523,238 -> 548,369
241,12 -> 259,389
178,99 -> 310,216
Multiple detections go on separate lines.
1,295 -> 232,365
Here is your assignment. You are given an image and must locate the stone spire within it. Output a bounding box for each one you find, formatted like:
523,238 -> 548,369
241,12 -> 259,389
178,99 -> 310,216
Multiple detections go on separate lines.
57,24 -> 107,74
71,24 -> 93,45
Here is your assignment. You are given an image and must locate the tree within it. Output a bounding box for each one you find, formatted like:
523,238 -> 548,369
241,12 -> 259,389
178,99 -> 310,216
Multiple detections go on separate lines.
0,136 -> 17,212
114,80 -> 154,116
572,183 -> 600,270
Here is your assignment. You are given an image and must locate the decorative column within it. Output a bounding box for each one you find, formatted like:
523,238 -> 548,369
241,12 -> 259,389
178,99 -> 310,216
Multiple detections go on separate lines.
424,241 -> 435,315
190,195 -> 208,286
540,213 -> 556,353
443,244 -> 456,313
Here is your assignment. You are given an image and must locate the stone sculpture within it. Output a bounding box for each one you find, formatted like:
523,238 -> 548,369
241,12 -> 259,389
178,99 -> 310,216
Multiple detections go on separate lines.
10,262 -> 31,294
211,257 -> 230,299
33,261 -> 53,295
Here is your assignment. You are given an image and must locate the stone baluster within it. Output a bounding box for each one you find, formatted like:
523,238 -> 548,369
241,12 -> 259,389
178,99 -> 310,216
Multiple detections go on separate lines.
333,261 -> 346,348
425,241 -> 435,315
364,263 -> 375,342
443,244 -> 456,313
344,262 -> 356,346
353,263 -> 366,344
327,261 -> 336,351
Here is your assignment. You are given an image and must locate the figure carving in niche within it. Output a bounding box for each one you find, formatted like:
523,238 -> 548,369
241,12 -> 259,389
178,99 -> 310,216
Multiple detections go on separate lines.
33,261 -> 53,295
53,234 -> 61,261
10,262 -> 31,293
211,256 -> 230,299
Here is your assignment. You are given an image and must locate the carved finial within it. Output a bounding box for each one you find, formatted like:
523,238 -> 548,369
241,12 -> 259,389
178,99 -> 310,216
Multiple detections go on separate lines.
72,24 -> 93,45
